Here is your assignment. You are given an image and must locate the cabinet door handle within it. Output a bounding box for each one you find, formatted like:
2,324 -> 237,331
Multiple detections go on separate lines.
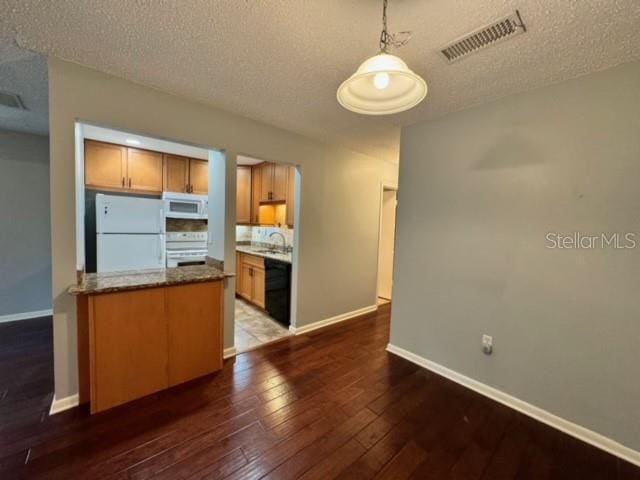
128,178 -> 132,188
121,177 -> 125,187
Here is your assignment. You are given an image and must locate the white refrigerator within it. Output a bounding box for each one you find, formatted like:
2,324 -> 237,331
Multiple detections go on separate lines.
96,194 -> 166,273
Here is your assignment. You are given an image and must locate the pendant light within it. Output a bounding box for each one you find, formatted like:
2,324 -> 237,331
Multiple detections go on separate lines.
337,0 -> 427,115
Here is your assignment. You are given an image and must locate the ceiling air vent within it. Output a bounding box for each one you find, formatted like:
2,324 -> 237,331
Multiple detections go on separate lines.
0,91 -> 26,110
440,11 -> 526,64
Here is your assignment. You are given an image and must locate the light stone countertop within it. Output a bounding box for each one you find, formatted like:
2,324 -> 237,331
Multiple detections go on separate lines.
236,245 -> 292,264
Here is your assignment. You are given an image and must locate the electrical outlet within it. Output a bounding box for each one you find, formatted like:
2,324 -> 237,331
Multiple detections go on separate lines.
482,334 -> 493,355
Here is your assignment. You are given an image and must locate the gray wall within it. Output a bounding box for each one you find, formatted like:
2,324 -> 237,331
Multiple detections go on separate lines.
392,61 -> 640,451
49,58 -> 398,400
0,129 -> 51,317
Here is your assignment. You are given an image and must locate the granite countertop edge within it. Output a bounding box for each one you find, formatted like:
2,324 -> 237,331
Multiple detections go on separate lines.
69,265 -> 233,296
236,246 -> 292,264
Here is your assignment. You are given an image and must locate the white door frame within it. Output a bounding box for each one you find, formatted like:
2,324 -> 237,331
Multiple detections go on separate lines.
375,181 -> 398,304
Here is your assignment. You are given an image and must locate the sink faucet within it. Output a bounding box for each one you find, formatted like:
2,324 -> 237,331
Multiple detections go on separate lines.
269,231 -> 287,253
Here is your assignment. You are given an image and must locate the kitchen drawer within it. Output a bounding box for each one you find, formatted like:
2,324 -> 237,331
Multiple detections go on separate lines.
243,253 -> 264,269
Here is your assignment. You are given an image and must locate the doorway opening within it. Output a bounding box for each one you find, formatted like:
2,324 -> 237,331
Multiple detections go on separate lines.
73,122 -> 221,274
0,46 -> 54,423
234,155 -> 299,353
377,185 -> 398,306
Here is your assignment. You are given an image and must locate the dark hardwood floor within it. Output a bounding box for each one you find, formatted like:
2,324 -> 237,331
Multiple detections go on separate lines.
1,305 -> 639,479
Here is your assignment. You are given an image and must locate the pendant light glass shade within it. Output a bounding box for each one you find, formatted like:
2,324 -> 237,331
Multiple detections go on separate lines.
337,53 -> 427,115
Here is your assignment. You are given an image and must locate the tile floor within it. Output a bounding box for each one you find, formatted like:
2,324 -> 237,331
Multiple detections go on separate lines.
234,298 -> 291,352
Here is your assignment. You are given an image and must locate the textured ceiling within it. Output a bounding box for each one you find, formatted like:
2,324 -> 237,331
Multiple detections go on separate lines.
0,22 -> 48,135
2,0 -> 640,161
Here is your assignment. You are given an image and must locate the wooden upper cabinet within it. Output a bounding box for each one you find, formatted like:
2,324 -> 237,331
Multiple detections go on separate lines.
251,164 -> 262,224
85,140 -> 209,195
236,166 -> 252,224
127,148 -> 163,193
259,162 -> 274,202
286,166 -> 296,227
272,164 -> 288,202
163,155 -> 189,193
164,156 -> 208,195
85,140 -> 127,190
189,159 -> 209,195
248,161 -> 294,226
85,140 -> 162,194
257,162 -> 287,202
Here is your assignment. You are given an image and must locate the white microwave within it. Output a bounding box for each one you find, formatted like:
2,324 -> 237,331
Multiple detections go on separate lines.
162,192 -> 208,219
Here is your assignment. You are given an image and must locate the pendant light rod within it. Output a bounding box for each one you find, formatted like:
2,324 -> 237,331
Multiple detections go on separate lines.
379,0 -> 390,52
378,0 -> 412,53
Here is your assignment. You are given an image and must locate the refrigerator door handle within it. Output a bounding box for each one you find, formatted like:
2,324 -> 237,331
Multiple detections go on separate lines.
159,208 -> 165,232
158,236 -> 163,262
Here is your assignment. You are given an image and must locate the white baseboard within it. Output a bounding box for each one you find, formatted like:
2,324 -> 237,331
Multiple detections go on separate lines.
49,394 -> 80,415
386,343 -> 640,468
0,309 -> 53,324
223,347 -> 237,359
289,305 -> 378,335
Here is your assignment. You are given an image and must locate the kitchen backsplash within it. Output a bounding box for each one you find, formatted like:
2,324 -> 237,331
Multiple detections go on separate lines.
166,218 -> 208,232
236,225 -> 294,248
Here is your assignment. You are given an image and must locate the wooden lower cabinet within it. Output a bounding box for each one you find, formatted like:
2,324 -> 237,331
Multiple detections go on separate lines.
88,288 -> 168,413
239,262 -> 253,299
236,253 -> 265,309
77,281 -> 223,413
251,266 -> 266,308
235,252 -> 242,295
167,281 -> 223,386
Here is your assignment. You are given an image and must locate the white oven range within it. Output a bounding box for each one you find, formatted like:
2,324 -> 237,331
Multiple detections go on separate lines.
165,231 -> 208,268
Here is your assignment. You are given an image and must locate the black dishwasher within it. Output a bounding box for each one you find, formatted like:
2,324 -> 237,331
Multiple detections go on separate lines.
264,258 -> 291,327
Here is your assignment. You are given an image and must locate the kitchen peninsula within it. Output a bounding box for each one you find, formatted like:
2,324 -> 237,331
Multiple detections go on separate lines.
69,265 -> 229,413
